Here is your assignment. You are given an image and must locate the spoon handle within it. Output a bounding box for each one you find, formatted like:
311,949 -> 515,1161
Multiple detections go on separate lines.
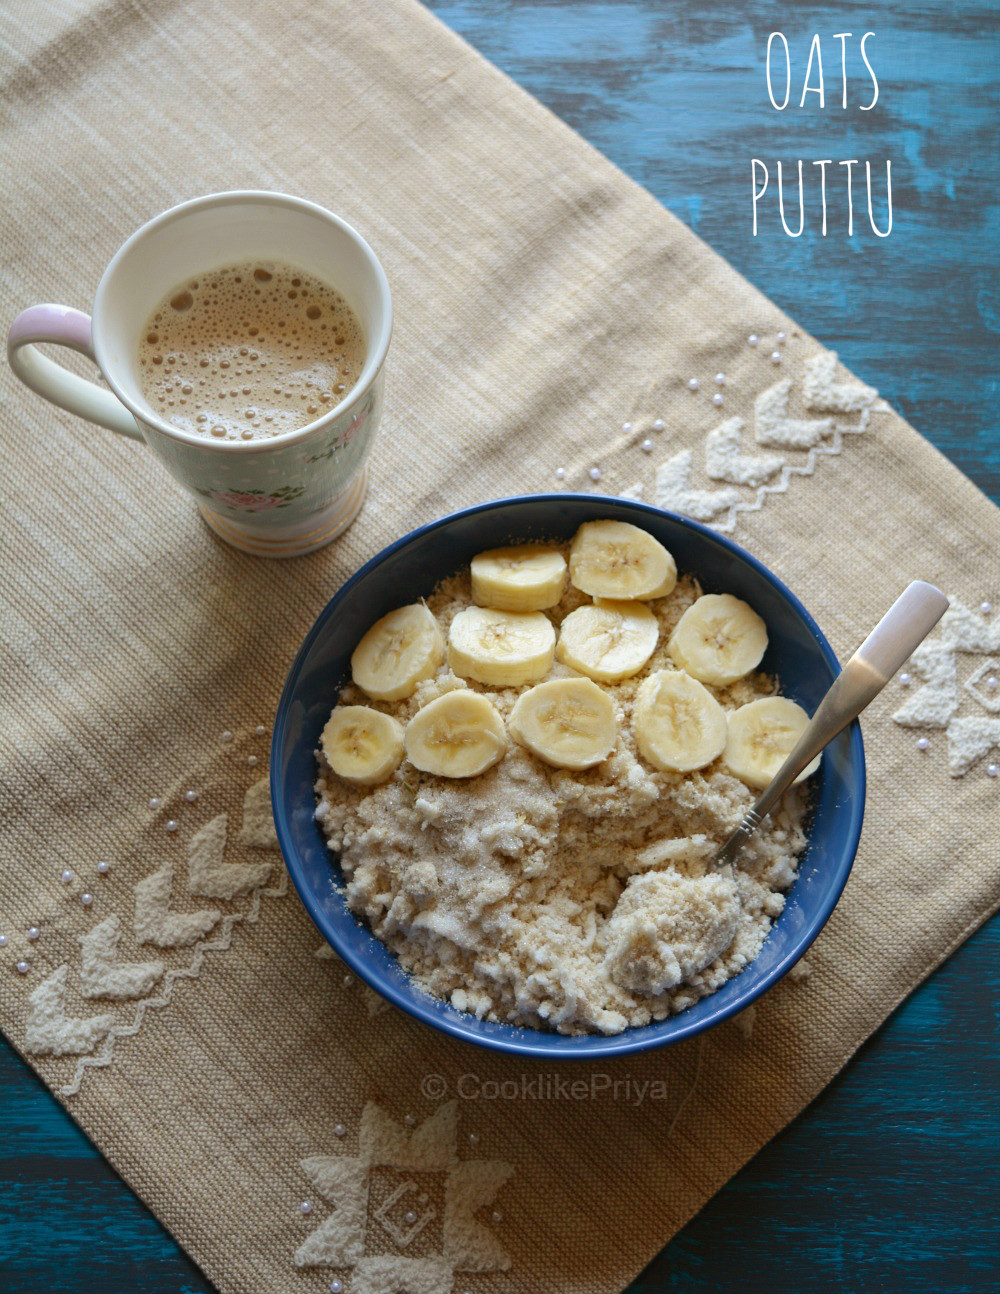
714,581 -> 949,870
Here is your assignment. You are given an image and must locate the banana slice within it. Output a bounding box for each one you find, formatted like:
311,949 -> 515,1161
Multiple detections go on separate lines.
448,606 -> 555,687
568,519 -> 677,601
351,603 -> 445,702
556,599 -> 659,682
471,545 -> 567,612
321,706 -> 405,787
509,677 -> 618,770
404,690 -> 507,778
723,696 -> 820,789
632,669 -> 728,773
667,593 -> 767,686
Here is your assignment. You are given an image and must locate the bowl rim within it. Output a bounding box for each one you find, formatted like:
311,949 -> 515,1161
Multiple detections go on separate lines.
271,493 -> 866,1058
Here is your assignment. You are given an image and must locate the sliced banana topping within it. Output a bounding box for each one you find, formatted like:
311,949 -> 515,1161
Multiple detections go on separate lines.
723,696 -> 819,789
509,677 -> 618,770
405,690 -> 507,778
632,669 -> 728,774
569,519 -> 677,601
321,706 -> 405,787
471,544 -> 567,612
334,521 -> 806,797
667,593 -> 767,686
351,602 -> 445,702
448,606 -> 555,687
556,599 -> 658,682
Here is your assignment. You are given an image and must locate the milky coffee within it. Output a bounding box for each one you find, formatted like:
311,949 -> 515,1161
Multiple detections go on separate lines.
137,261 -> 365,441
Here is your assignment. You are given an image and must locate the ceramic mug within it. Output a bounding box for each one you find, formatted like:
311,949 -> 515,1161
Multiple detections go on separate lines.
7,191 -> 392,557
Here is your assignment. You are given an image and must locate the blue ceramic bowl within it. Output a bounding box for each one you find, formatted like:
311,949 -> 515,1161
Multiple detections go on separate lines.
272,495 -> 865,1058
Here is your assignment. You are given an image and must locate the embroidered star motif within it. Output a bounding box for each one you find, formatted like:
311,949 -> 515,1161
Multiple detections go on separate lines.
295,1101 -> 513,1291
892,599 -> 1000,775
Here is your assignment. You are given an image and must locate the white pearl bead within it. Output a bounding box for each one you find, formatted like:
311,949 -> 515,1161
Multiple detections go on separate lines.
300,1201 -> 312,1215
184,789 -> 198,803
987,764 -> 998,778
776,330 -> 787,342
771,351 -> 782,364
334,1123 -> 347,1138
980,601 -> 992,615
342,974 -> 353,987
899,672 -> 911,685
986,676 -> 998,690
61,869 -> 74,884
221,730 -> 233,743
652,418 -> 665,431
404,1210 -> 417,1224
468,1132 -> 480,1146
491,1210 -> 503,1223
714,373 -> 726,386
148,797 -> 161,811
916,737 -> 929,751
589,466 -> 602,481
641,438 -> 653,453
247,755 -> 258,767
255,724 -> 266,737
27,927 -> 40,942
97,860 -> 110,874
554,467 -> 566,481
16,960 -> 29,975
0,934 -> 7,947
81,892 -> 94,906
748,334 -> 759,346
712,393 -> 724,407
330,1282 -> 344,1294
622,421 -> 633,433
687,377 -> 699,391
165,819 -> 179,833
403,1114 -> 416,1127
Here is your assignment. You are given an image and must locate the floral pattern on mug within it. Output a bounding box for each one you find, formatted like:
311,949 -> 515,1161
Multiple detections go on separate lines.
196,485 -> 305,512
305,400 -> 370,464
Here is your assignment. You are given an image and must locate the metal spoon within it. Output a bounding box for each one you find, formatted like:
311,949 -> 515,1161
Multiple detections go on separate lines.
713,580 -> 949,871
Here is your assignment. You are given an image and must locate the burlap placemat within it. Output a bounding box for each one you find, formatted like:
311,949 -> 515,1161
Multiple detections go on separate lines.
2,2 -> 998,1292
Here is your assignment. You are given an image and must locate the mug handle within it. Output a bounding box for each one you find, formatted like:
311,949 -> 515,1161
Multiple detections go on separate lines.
7,305 -> 144,441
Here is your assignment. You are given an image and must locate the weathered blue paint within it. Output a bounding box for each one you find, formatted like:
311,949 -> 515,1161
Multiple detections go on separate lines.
2,1 -> 997,1291
429,0 -> 1000,499
0,1043 -> 213,1292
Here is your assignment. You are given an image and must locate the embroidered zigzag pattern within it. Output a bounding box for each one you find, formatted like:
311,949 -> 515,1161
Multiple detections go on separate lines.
19,778 -> 288,1097
622,349 -> 890,532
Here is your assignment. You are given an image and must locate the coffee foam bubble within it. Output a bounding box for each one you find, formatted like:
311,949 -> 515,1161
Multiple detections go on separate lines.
137,260 -> 365,441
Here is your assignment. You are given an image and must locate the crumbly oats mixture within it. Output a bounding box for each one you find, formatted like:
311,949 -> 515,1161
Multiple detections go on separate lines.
314,567 -> 809,1035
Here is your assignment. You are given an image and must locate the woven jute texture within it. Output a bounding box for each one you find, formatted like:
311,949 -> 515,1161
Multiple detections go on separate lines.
2,2 -> 998,1292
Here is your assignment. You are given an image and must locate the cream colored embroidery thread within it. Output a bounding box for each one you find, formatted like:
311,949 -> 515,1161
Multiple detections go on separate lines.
24,965 -> 116,1057
965,660 -> 1000,714
704,417 -> 785,487
294,1100 -> 513,1293
623,349 -> 888,534
19,778 -> 287,1094
653,449 -> 741,520
892,600 -> 1000,776
79,915 -> 164,1000
802,348 -> 877,412
187,813 -> 273,899
133,863 -> 222,948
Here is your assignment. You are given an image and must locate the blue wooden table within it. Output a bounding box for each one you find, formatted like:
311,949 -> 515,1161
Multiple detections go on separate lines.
3,2 -> 998,1291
